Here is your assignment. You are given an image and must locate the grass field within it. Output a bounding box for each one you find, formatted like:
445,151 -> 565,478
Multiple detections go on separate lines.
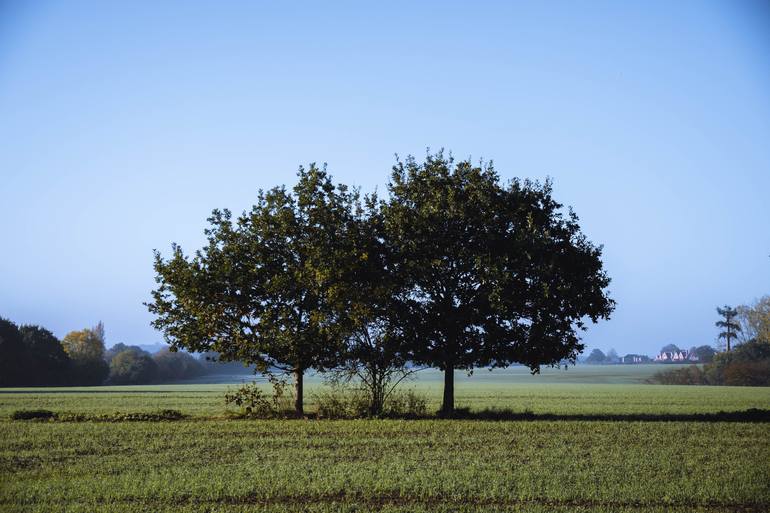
2,367 -> 769,512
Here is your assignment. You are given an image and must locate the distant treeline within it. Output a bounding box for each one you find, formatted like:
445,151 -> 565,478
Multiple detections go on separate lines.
649,296 -> 770,386
582,345 -> 716,365
0,318 -> 254,387
649,338 -> 770,386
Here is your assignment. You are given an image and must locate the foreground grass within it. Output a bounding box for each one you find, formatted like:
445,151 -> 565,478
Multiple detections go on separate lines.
2,419 -> 768,512
1,382 -> 769,512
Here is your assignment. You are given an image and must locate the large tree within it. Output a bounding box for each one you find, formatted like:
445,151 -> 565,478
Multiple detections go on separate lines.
383,152 -> 614,414
148,166 -> 354,415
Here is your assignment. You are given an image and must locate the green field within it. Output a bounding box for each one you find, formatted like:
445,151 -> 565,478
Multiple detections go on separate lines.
2,368 -> 769,512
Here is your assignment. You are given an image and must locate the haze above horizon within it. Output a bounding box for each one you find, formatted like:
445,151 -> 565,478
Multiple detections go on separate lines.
1,1 -> 769,356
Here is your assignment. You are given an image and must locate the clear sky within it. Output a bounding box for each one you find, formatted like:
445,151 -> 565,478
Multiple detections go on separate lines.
1,0 -> 769,356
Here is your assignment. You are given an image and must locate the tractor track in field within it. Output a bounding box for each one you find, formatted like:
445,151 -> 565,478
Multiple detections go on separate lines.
6,493 -> 769,512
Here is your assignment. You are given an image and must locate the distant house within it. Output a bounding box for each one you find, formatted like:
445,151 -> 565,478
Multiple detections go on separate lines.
654,350 -> 699,363
621,354 -> 651,364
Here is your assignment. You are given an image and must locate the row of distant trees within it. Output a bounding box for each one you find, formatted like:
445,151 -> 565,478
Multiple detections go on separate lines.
584,346 -> 714,364
0,318 -> 249,387
651,296 -> 770,386
583,297 -> 770,366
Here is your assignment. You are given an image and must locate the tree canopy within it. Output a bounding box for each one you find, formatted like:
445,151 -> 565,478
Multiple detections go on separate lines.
20,325 -> 71,385
61,324 -> 109,385
148,152 -> 614,415
383,153 -> 614,413
148,165 -> 356,414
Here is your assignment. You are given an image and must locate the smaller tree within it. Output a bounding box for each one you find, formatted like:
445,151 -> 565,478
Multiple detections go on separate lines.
585,349 -> 606,364
105,343 -> 144,362
109,349 -> 158,385
605,348 -> 619,364
328,195 -> 418,416
154,348 -> 204,381
716,306 -> 741,352
691,345 -> 717,363
736,296 -> 770,345
660,344 -> 680,354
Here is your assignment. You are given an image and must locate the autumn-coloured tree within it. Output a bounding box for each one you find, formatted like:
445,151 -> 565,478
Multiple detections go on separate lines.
62,322 -> 109,385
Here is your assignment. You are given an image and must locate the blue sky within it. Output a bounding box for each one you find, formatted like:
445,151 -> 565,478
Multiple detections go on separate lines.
1,1 -> 768,355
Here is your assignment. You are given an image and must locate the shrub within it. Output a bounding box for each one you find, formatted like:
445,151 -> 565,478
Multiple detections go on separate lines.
314,386 -> 428,419
314,386 -> 370,419
649,366 -> 708,385
224,378 -> 295,417
383,389 -> 428,418
723,360 -> 770,386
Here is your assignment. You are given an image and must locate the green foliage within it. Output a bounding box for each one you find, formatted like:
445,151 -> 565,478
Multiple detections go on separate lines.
312,385 -> 428,419
148,153 -> 614,416
224,382 -> 273,416
19,325 -> 71,385
0,318 -> 29,386
660,343 -> 680,354
1,319 -> 75,386
585,349 -> 606,363
691,344 -> 716,363
737,295 -> 770,344
383,152 -> 614,412
716,305 -> 741,351
313,385 -> 371,418
651,339 -> 770,386
381,388 -> 428,418
332,194 -> 417,416
108,349 -> 158,385
153,348 -> 204,381
649,365 -> 708,385
224,378 -> 294,417
148,165 -> 357,414
721,360 -> 770,386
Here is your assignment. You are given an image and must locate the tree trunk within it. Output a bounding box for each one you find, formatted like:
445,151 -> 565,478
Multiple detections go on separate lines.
441,364 -> 454,416
293,368 -> 304,416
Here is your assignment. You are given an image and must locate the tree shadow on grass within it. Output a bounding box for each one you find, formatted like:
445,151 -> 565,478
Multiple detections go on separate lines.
441,407 -> 770,423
